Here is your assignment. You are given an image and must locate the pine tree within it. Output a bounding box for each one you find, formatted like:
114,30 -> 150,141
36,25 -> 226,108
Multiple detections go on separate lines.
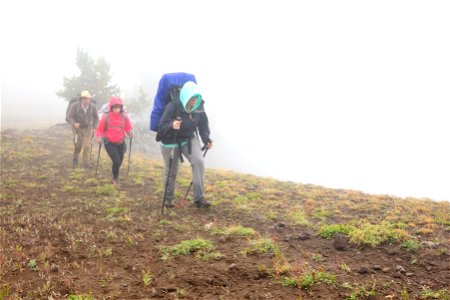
56,48 -> 120,108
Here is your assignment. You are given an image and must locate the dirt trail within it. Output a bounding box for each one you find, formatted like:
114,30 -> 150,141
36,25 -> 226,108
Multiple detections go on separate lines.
0,127 -> 449,300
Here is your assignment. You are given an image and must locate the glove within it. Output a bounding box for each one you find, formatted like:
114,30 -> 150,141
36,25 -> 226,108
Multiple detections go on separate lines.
98,137 -> 104,144
202,138 -> 213,148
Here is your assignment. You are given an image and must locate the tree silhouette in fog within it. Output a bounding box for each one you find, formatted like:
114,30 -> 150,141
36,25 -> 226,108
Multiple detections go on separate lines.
56,48 -> 120,108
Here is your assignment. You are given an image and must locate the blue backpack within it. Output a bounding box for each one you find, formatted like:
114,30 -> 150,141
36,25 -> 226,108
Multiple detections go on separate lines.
150,72 -> 197,132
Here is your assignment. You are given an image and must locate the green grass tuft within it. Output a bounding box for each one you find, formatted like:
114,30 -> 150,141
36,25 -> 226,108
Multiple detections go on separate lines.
419,288 -> 450,299
106,207 -> 127,217
224,225 -> 255,238
68,295 -> 95,300
318,224 -> 355,239
161,238 -> 220,260
280,270 -> 336,289
242,238 -> 279,255
95,184 -> 117,196
349,222 -> 405,247
401,239 -> 422,252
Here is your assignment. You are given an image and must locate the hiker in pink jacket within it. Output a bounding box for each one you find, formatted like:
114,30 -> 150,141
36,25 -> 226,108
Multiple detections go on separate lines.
96,97 -> 133,186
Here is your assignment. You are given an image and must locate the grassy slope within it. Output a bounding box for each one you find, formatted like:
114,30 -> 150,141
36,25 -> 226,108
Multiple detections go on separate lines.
0,127 -> 449,300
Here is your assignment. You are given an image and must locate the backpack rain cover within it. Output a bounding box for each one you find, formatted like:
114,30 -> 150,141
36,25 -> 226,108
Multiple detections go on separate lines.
149,72 -> 197,132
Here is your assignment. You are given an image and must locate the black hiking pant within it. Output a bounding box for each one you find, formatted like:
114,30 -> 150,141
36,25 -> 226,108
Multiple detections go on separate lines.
104,141 -> 125,179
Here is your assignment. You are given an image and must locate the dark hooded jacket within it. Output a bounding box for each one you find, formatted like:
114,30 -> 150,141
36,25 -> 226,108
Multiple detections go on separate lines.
156,81 -> 211,146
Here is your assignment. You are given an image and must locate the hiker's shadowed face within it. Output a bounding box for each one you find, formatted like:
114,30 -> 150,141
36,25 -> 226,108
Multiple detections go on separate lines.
112,105 -> 121,114
186,96 -> 198,112
81,97 -> 90,107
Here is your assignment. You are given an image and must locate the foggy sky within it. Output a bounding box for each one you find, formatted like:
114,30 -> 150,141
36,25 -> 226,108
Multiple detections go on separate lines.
1,0 -> 449,201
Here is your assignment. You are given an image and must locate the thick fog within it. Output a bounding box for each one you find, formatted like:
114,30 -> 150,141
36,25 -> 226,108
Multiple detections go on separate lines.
1,1 -> 449,201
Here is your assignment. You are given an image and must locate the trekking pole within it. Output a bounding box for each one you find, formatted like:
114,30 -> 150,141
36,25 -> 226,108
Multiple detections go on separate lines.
180,145 -> 208,207
95,141 -> 102,177
74,128 -> 79,145
162,148 -> 174,215
89,131 -> 94,167
127,136 -> 133,176
162,118 -> 181,214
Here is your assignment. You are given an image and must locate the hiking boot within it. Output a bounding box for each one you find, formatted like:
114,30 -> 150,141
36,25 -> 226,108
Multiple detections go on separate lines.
164,198 -> 174,208
72,159 -> 78,168
111,178 -> 120,187
193,197 -> 211,208
164,201 -> 175,208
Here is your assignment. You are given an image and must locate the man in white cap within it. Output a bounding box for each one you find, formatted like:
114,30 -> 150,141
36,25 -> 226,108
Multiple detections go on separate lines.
66,91 -> 99,168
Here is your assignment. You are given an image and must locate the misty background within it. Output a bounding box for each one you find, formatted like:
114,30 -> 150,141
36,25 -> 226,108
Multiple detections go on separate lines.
1,1 -> 449,201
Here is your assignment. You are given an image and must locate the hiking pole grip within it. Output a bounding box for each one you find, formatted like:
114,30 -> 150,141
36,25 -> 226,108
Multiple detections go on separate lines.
201,140 -> 211,157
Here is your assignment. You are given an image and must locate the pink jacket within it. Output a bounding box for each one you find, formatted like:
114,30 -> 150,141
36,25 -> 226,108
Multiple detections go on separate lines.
96,97 -> 132,144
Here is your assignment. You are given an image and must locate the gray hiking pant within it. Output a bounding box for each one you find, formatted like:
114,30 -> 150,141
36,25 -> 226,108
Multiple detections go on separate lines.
161,137 -> 204,203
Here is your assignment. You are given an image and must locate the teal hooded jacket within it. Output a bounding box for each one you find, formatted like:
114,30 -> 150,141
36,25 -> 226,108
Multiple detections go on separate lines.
180,81 -> 202,113
156,81 -> 211,148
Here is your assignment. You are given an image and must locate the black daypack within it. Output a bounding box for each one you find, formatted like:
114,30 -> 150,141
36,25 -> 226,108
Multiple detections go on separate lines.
168,86 -> 182,105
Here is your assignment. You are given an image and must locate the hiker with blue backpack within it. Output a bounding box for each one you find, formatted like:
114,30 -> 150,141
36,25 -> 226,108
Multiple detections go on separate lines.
96,97 -> 133,187
151,73 -> 213,209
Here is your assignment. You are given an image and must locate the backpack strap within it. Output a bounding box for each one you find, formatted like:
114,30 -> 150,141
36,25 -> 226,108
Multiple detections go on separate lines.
105,112 -> 127,134
105,113 -> 109,131
168,86 -> 182,104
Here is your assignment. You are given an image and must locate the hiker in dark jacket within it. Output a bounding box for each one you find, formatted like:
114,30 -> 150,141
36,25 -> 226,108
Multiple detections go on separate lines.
66,90 -> 99,168
157,81 -> 213,208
